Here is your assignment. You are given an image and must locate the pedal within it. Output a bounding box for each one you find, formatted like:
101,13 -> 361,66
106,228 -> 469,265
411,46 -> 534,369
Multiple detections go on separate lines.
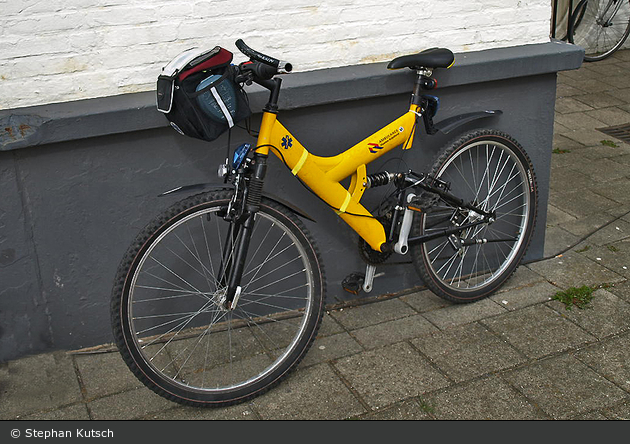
408,191 -> 441,213
342,272 -> 365,295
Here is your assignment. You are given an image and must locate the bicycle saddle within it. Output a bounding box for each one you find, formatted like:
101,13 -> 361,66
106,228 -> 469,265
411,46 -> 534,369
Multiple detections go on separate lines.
387,48 -> 454,70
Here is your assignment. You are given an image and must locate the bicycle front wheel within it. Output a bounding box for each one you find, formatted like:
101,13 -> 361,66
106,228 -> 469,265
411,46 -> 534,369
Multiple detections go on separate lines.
412,130 -> 538,303
111,190 -> 325,407
569,0 -> 630,61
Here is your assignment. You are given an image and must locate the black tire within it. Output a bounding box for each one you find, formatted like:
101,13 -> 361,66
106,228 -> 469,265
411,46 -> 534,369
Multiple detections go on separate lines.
111,190 -> 325,407
568,0 -> 630,62
411,130 -> 538,303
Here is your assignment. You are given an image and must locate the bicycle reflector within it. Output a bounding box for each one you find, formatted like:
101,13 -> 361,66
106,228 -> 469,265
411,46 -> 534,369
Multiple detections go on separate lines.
233,143 -> 252,169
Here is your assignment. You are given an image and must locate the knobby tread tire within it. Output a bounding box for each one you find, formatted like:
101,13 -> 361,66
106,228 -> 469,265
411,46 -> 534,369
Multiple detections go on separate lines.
411,129 -> 538,303
110,190 -> 326,407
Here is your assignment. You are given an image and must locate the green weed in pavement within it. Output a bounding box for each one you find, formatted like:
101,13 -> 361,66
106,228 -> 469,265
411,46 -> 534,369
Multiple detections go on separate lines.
553,285 -> 594,310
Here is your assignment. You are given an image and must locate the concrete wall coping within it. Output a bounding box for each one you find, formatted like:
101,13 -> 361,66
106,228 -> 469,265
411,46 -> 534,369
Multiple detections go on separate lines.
0,41 -> 583,152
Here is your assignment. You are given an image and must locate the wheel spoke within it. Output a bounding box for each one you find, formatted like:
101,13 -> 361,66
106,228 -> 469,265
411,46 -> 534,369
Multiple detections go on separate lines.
417,133 -> 535,300
114,195 -> 322,405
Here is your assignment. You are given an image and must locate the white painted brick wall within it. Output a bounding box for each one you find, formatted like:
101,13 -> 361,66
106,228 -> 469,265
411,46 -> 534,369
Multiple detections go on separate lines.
0,0 -> 552,110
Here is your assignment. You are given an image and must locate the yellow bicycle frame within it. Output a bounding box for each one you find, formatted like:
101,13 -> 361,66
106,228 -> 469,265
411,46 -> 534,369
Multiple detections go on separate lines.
256,103 -> 421,252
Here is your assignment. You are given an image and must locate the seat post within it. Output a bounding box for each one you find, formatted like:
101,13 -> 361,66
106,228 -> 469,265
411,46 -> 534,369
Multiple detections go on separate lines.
411,67 -> 433,106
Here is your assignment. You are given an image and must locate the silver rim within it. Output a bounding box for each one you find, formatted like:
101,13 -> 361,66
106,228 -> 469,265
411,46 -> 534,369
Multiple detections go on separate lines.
572,0 -> 630,59
127,206 -> 314,394
421,140 -> 531,292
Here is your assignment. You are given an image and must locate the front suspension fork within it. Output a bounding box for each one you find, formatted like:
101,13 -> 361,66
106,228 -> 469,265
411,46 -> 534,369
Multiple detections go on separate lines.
222,154 -> 268,309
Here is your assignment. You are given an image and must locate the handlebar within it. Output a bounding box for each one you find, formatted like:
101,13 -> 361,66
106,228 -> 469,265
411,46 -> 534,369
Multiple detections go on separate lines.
235,39 -> 293,74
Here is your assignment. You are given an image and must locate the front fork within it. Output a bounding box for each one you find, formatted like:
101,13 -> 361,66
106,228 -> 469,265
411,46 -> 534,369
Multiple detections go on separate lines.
220,153 -> 268,310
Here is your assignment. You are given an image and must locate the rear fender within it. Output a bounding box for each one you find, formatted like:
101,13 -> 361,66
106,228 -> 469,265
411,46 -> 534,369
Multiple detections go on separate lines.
434,110 -> 502,134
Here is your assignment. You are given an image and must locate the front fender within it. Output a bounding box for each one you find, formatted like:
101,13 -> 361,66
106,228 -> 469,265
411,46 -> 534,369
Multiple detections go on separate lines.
158,183 -> 316,222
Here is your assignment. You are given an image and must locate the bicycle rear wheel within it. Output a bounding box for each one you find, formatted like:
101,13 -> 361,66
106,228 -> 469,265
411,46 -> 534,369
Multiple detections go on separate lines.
569,0 -> 630,61
111,190 -> 325,407
411,130 -> 538,303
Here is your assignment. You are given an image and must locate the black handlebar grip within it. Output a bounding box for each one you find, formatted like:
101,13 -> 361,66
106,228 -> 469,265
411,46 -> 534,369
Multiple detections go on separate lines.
236,39 -> 279,67
254,62 -> 279,80
235,39 -> 293,72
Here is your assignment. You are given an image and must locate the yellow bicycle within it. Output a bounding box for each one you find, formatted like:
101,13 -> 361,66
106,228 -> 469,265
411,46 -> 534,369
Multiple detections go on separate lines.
111,40 -> 538,407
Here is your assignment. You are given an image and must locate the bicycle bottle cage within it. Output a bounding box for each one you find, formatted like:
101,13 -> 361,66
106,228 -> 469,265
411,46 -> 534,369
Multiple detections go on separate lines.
156,46 -> 251,142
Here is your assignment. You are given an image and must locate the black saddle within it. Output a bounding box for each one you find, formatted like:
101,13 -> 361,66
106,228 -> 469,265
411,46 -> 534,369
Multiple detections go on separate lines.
387,48 -> 454,70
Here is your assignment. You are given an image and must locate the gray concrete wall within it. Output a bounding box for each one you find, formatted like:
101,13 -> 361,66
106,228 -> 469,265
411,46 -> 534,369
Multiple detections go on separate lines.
0,42 -> 583,362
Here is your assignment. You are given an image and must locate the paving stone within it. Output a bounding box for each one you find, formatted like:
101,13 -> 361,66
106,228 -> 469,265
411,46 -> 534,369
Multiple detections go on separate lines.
555,96 -> 594,114
300,332 -> 363,366
577,142 -> 630,159
328,298 -> 415,331
555,110 -> 609,131
490,281 -> 560,311
565,127 -> 622,146
505,354 -> 627,420
483,304 -> 596,359
549,289 -> 630,339
550,189 -> 618,219
557,212 -> 619,238
556,83 -> 586,98
570,410 -> 610,420
146,403 -> 257,420
552,121 -> 573,137
613,86 -> 630,103
427,375 -> 545,420
317,312 -> 346,337
565,156 -> 630,183
582,219 -> 630,246
582,61 -> 630,77
399,289 -> 449,313
573,92 -> 627,109
351,314 -> 437,349
411,323 -> 525,382
548,166 -> 594,195
605,280 -> 630,303
581,242 -> 630,279
0,351 -> 83,420
543,225 -> 581,257
602,399 -> 630,420
253,363 -> 365,420
20,403 -> 90,420
499,266 -> 546,292
552,133 -> 586,151
527,251 -> 625,288
334,342 -> 449,410
359,398 -> 434,420
568,78 -> 619,95
87,386 -> 175,420
545,204 -> 577,227
421,298 -> 506,330
586,107 -> 630,126
74,351 -> 143,400
591,179 -> 630,205
575,333 -> 630,393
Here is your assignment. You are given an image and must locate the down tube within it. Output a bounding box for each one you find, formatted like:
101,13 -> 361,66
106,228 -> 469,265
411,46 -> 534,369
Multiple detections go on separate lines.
257,115 -> 390,252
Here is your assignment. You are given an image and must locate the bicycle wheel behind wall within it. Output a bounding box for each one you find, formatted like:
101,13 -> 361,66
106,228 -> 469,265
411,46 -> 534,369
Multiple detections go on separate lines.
569,0 -> 630,61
